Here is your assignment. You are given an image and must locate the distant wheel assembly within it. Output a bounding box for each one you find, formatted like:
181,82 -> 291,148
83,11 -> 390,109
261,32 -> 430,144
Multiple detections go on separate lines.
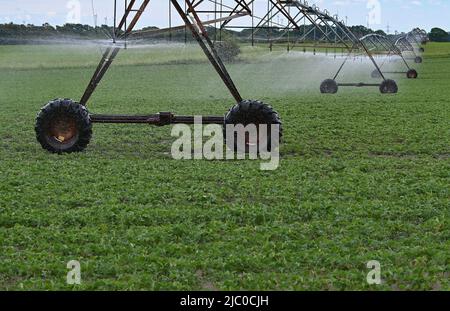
35,99 -> 92,153
379,79 -> 398,94
407,69 -> 418,79
320,79 -> 338,94
371,69 -> 382,79
415,56 -> 423,64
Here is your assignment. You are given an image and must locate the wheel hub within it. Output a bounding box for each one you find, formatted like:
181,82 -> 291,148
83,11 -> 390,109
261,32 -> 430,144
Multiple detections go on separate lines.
48,115 -> 78,144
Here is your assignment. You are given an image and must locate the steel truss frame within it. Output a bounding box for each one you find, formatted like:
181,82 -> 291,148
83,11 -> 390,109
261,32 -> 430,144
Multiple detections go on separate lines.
407,28 -> 429,46
359,33 -> 416,78
393,29 -> 427,64
179,0 -> 393,91
82,0 -> 253,126
220,0 -> 398,90
81,0 -> 428,108
263,0 -> 389,90
118,0 -> 395,91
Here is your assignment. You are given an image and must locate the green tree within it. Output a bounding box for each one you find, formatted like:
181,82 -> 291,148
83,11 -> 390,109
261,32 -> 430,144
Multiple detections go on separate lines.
429,27 -> 449,42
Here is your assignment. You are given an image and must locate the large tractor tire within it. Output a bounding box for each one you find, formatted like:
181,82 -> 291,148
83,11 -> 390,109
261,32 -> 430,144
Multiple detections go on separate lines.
379,79 -> 398,94
35,99 -> 92,153
224,100 -> 282,153
320,79 -> 338,94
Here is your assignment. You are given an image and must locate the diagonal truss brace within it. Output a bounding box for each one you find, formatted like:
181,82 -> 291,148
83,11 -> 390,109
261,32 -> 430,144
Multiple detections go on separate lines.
80,0 -> 246,107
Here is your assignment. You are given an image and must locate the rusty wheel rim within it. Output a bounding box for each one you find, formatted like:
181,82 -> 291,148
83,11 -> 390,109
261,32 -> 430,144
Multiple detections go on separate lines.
47,115 -> 78,145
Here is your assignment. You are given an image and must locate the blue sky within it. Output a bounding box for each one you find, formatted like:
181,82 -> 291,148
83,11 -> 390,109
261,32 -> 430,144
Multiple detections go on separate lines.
0,0 -> 448,33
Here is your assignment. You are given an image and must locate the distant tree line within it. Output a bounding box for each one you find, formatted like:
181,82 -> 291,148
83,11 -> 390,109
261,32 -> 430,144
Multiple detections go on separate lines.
0,23 -> 114,44
0,22 -> 447,45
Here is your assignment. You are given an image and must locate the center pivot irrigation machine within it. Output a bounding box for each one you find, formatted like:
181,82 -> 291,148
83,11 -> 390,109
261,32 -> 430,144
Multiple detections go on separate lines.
35,0 -> 283,154
34,0 -> 427,153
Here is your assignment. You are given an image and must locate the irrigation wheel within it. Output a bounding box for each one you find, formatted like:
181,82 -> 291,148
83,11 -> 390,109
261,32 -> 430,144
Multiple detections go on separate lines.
415,56 -> 423,64
419,47 -> 425,53
379,79 -> 398,94
407,69 -> 418,79
224,100 -> 282,153
320,79 -> 338,94
35,99 -> 92,153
